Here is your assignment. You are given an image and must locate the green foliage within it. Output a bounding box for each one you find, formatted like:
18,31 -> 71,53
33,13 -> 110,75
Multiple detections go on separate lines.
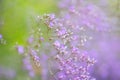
0,0 -> 57,80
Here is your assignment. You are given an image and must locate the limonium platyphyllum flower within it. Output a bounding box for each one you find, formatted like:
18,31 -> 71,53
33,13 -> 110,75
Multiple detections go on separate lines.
58,0 -> 120,80
59,0 -> 112,31
17,13 -> 96,80
17,0 -> 120,80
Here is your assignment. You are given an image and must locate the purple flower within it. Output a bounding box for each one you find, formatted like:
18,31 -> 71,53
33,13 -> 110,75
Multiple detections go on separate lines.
17,46 -> 24,54
17,0 -> 120,80
23,55 -> 35,77
0,34 -> 2,39
59,0 -> 111,31
28,36 -> 34,44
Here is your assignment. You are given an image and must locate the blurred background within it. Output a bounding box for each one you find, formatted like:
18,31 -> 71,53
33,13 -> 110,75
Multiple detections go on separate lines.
0,0 -> 120,80
0,0 -> 57,80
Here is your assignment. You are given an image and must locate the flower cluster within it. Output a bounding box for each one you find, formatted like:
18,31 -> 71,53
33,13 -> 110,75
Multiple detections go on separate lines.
57,0 -> 120,80
41,14 -> 96,80
16,28 -> 44,78
17,12 -> 96,80
16,0 -> 117,80
59,0 -> 111,31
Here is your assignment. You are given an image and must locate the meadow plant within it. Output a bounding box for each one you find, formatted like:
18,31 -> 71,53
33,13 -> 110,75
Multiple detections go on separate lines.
17,13 -> 96,80
58,0 -> 120,80
17,0 -> 119,80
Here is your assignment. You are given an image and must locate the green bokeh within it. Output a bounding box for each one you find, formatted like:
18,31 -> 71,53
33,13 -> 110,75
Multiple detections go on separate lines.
0,0 -> 57,80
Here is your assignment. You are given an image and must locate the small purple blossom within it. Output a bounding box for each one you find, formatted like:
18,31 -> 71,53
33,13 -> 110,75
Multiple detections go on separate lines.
28,36 -> 34,44
17,46 -> 24,54
0,34 -> 2,39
